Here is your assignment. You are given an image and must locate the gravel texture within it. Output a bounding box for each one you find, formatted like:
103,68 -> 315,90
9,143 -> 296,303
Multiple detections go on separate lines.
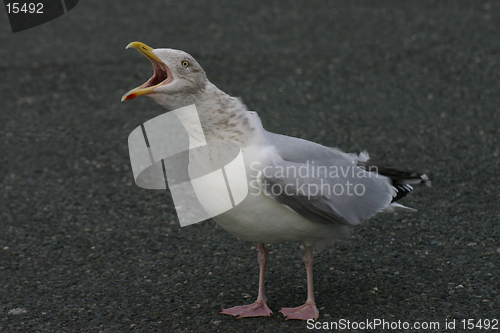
1,1 -> 499,332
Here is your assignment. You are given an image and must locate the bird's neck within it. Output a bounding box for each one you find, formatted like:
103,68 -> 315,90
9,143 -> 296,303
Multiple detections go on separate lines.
190,82 -> 259,146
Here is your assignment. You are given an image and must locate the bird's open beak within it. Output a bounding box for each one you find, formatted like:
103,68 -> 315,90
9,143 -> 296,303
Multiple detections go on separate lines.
121,42 -> 173,101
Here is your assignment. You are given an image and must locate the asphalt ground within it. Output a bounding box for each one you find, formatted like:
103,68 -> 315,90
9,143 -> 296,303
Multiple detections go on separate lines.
1,1 -> 499,332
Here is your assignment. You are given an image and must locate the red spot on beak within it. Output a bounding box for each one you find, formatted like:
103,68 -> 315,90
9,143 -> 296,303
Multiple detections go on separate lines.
125,93 -> 137,100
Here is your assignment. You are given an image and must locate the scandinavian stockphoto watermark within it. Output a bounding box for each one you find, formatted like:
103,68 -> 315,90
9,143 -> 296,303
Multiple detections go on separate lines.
128,104 -> 379,227
249,161 -> 379,199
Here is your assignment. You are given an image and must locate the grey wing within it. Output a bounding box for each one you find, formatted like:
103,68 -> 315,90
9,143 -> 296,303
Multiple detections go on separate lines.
265,132 -> 364,163
261,132 -> 395,225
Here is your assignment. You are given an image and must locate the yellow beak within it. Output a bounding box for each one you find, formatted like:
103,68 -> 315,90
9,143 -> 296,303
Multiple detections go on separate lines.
121,42 -> 165,101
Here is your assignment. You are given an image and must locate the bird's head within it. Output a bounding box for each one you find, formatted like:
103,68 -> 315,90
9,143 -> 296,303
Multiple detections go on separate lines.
121,42 -> 208,109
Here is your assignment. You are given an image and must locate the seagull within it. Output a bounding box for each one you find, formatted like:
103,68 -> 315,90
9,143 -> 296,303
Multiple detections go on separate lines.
122,42 -> 430,321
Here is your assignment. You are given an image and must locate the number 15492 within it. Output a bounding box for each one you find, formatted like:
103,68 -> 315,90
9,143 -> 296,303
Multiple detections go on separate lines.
6,3 -> 44,14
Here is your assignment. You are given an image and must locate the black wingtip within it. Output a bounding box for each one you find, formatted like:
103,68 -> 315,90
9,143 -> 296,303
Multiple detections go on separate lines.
358,161 -> 431,202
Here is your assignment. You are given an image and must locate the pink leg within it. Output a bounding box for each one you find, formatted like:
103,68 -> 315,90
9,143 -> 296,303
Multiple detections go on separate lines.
221,243 -> 273,318
279,245 -> 319,320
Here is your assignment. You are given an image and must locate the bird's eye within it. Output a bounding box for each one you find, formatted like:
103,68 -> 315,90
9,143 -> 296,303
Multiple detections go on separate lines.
181,60 -> 190,68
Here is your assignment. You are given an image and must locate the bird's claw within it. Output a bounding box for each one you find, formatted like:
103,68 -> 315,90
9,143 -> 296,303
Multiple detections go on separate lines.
279,302 -> 319,321
221,300 -> 272,318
